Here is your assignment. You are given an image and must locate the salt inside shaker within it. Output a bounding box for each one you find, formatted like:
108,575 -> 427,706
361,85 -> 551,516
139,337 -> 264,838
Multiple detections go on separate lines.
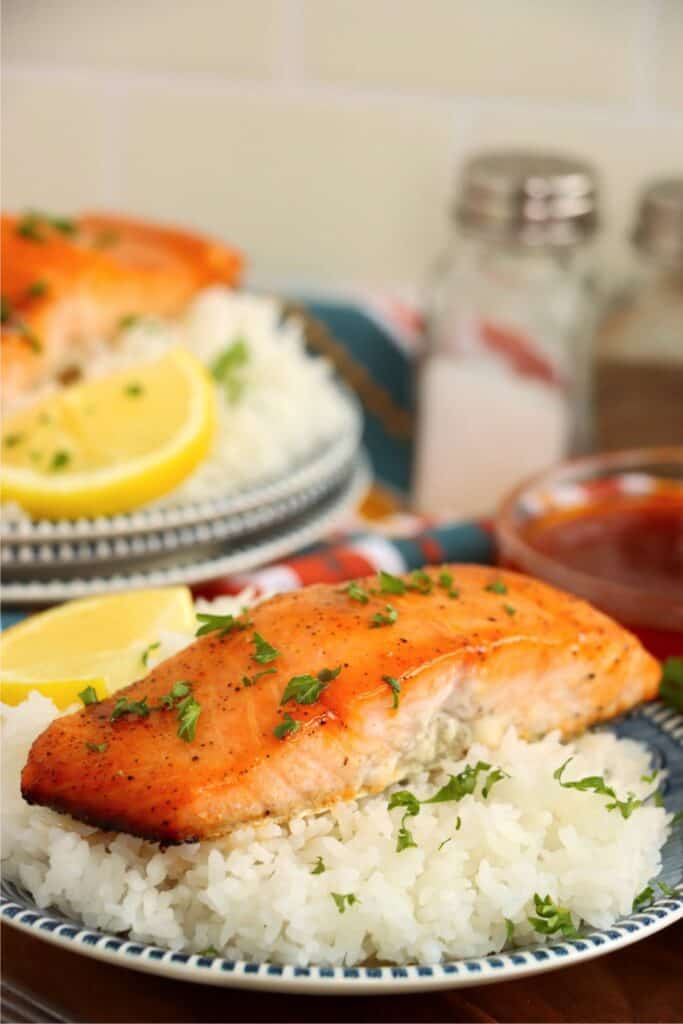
415,149 -> 600,517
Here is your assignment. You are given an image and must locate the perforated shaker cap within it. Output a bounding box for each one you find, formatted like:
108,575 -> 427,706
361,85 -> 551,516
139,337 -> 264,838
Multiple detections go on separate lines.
632,178 -> 683,266
454,149 -> 599,246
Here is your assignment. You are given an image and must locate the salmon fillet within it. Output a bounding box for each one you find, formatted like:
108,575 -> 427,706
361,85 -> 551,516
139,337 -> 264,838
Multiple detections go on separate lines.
1,211 -> 243,405
21,565 -> 660,844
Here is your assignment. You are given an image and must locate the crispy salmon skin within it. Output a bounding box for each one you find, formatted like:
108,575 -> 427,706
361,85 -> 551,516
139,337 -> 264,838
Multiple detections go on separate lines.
21,565 -> 659,844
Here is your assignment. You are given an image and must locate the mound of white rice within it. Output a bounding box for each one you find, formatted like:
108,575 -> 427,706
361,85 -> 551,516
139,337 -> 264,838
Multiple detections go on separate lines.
3,288 -> 353,520
1,677 -> 671,966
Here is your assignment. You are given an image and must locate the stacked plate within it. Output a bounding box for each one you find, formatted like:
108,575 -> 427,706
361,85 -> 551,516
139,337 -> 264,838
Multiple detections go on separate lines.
1,385 -> 369,605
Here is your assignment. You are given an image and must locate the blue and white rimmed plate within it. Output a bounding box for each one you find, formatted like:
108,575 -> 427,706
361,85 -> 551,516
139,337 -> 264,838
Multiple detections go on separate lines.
2,702 -> 681,995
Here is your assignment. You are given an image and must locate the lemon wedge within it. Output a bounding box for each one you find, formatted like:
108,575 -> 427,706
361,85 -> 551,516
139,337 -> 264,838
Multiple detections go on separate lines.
0,347 -> 215,518
0,587 -> 195,708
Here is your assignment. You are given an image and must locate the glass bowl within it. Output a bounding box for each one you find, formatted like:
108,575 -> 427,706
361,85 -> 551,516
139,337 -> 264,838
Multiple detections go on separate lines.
495,447 -> 683,658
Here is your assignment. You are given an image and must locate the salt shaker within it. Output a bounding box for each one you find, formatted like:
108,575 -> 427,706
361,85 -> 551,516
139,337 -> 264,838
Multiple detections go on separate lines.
414,150 -> 600,517
595,178 -> 683,450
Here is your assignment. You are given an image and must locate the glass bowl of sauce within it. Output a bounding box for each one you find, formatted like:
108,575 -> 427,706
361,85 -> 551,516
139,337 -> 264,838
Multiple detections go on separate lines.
495,447 -> 683,658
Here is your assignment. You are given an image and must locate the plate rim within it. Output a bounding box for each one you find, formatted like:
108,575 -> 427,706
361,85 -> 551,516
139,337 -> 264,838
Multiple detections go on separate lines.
0,454 -> 371,605
0,383 -> 363,543
2,701 -> 681,994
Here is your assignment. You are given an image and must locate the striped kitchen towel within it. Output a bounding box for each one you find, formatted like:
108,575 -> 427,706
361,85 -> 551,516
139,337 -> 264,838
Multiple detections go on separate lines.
194,519 -> 494,600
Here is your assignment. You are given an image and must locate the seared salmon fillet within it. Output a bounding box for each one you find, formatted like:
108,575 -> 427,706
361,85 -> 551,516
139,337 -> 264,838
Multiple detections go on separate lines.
21,566 -> 659,844
1,211 -> 242,405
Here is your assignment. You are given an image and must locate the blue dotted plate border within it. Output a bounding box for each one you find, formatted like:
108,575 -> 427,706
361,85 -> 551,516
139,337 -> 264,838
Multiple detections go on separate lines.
2,702 -> 682,993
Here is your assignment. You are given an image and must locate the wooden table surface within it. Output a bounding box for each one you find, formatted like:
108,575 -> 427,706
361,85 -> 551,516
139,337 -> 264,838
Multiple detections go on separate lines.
2,919 -> 683,1023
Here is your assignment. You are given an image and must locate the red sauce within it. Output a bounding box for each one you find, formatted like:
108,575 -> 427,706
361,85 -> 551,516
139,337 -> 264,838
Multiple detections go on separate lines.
523,495 -> 683,597
518,491 -> 683,658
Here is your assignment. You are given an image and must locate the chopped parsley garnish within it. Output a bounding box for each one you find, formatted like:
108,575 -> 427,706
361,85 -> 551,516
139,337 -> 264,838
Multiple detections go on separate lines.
199,945 -> 220,958
657,880 -> 677,898
388,763 -> 507,853
485,579 -> 508,595
370,604 -> 398,628
553,757 -> 642,819
660,657 -> 683,712
242,668 -> 276,687
331,892 -> 359,914
438,837 -> 452,852
210,337 -> 249,403
78,686 -> 99,706
408,570 -> 433,594
177,694 -> 201,742
50,215 -> 77,236
482,767 -> 510,798
111,696 -> 150,721
455,815 -> 462,830
641,769 -> 659,784
195,610 -> 252,638
3,433 -> 23,448
653,790 -> 665,807
346,581 -> 370,604
438,570 -> 460,598
141,640 -> 161,667
124,382 -> 144,397
158,680 -> 192,709
388,790 -> 421,817
672,810 -> 683,827
17,211 -> 76,241
378,570 -> 406,595
387,790 -> 421,854
26,279 -> 48,299
502,604 -> 516,616
1,295 -> 13,323
252,632 -> 279,664
528,893 -> 580,939
423,761 -> 493,804
382,674 -> 400,709
50,450 -> 71,471
86,742 -> 108,753
504,918 -> 515,943
632,886 -> 654,912
274,712 -> 300,739
16,213 -> 45,242
311,856 -> 326,875
396,822 -> 418,851
118,313 -> 141,331
280,666 -> 341,705
17,321 -> 42,352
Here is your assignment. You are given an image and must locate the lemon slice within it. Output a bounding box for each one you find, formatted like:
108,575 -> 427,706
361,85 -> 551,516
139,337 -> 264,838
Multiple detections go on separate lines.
0,587 -> 195,708
0,347 -> 216,518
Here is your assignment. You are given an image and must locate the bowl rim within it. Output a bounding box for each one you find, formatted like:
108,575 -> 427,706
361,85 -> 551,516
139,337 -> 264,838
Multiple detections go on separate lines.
495,445 -> 683,631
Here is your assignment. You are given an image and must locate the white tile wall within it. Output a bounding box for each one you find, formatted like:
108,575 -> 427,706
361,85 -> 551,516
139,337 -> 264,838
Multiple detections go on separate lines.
2,0 -> 682,291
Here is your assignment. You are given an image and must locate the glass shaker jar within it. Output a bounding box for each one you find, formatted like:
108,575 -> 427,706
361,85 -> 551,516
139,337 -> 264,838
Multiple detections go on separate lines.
595,178 -> 683,451
414,150 -> 600,518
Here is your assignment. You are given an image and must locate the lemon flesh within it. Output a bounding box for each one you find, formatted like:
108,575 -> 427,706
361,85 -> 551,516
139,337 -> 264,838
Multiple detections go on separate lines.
0,587 -> 195,708
0,347 -> 216,518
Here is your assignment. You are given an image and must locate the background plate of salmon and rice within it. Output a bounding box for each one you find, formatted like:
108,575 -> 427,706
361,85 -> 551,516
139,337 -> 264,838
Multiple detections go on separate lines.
0,212 -> 363,567
0,213 -> 681,994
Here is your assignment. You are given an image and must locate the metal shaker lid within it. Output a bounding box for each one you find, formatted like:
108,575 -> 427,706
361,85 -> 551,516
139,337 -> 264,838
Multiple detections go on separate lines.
454,149 -> 599,245
632,178 -> 683,266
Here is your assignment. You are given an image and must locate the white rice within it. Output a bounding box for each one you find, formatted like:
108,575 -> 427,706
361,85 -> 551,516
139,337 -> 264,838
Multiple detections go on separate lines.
0,598 -> 671,966
3,288 -> 353,521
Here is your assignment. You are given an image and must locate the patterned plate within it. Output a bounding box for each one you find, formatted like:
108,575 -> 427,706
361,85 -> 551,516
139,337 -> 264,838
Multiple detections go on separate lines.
2,702 -> 681,994
0,383 -> 363,544
2,452 -> 357,575
0,453 -> 371,605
